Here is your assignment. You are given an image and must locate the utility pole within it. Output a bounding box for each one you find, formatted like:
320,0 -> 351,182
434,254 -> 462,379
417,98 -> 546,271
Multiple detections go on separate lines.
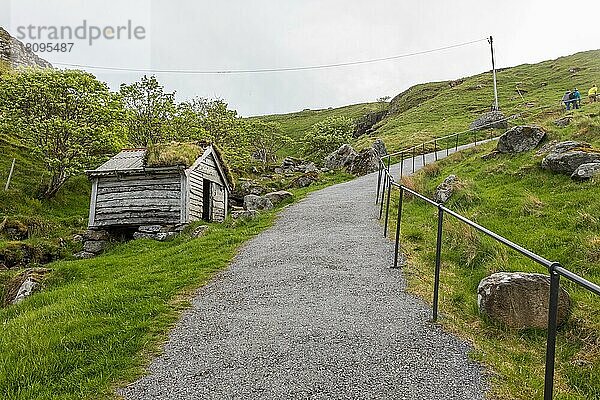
488,36 -> 499,111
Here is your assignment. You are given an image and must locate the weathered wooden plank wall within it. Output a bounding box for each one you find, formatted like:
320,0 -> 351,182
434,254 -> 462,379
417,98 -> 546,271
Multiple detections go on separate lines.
92,172 -> 182,227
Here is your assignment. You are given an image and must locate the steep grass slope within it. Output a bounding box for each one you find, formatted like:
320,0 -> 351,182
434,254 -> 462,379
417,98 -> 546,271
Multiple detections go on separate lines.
253,50 -> 599,156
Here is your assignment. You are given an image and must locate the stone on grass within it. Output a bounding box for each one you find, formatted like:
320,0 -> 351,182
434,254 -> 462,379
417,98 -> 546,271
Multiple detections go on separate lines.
243,194 -> 273,211
4,267 -> 51,306
190,225 -> 209,238
74,251 -> 96,259
469,111 -> 508,131
571,162 -> 600,180
477,272 -> 571,329
541,141 -> 600,174
554,116 -> 571,127
290,172 -> 319,188
264,190 -> 293,205
83,240 -> 108,254
231,210 -> 258,220
434,175 -> 458,204
496,125 -> 546,153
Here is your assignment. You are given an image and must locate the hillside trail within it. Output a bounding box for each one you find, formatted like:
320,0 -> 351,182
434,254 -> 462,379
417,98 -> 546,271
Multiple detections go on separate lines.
120,141 -> 492,400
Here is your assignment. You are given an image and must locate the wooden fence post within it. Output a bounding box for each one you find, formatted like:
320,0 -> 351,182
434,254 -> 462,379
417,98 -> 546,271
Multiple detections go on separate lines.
4,158 -> 15,191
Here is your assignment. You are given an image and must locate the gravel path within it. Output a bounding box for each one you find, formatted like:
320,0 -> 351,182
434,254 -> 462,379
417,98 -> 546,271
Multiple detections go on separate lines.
120,144 -> 489,400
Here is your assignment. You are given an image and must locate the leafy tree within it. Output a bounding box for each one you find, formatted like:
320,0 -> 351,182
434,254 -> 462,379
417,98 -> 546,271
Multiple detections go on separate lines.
377,96 -> 391,110
184,97 -> 251,169
243,120 -> 290,164
302,116 -> 354,163
0,69 -> 125,198
120,75 -> 176,146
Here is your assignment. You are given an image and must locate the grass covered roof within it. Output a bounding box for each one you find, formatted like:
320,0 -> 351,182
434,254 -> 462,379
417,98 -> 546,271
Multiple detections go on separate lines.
145,141 -> 234,187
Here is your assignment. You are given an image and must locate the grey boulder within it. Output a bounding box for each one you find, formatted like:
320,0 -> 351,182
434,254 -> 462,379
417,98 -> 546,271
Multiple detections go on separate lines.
264,190 -> 293,205
231,210 -> 258,220
83,240 -> 108,254
478,272 -> 571,329
571,162 -> 600,180
325,144 -> 357,170
243,194 -> 274,211
350,147 -> 380,176
541,141 -> 600,174
434,175 -> 458,204
496,125 -> 546,153
372,138 -> 388,158
469,111 -> 508,131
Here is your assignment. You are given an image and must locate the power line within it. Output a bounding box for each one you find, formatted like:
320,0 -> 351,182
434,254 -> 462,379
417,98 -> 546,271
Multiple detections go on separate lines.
52,38 -> 487,75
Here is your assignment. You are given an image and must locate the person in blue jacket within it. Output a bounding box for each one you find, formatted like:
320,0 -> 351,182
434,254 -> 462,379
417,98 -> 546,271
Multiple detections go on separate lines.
572,88 -> 582,109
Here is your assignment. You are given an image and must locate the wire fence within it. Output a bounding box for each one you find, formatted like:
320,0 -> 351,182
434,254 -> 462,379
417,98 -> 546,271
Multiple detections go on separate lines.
375,124 -> 600,400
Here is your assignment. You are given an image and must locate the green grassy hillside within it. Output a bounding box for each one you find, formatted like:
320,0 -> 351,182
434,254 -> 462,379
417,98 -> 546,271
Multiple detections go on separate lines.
253,50 -> 599,157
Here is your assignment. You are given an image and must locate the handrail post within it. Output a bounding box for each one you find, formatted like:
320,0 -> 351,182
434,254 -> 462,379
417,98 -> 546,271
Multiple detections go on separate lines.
379,173 -> 386,219
412,147 -> 415,173
434,140 -> 438,161
376,161 -> 382,204
433,205 -> 444,321
400,152 -> 404,178
543,265 -> 561,400
384,179 -> 392,237
446,136 -> 449,157
422,143 -> 425,166
393,186 -> 404,268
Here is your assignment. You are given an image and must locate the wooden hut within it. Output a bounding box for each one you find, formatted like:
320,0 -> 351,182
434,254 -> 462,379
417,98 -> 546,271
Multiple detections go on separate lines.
86,143 -> 232,229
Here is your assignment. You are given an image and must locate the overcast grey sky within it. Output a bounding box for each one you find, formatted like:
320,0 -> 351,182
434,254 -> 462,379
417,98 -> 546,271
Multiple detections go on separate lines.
1,0 -> 599,116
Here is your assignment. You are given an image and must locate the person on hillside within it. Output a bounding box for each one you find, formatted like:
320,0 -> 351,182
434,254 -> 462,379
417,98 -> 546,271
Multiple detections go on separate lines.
573,88 -> 581,109
562,91 -> 572,110
589,84 -> 598,103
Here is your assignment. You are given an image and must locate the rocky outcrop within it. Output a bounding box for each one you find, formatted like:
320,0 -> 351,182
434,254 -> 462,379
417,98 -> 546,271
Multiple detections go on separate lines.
353,110 -> 387,138
350,148 -> 379,176
325,139 -> 388,176
0,27 -> 52,69
469,111 -> 508,131
3,267 -> 51,306
434,175 -> 458,203
372,139 -> 387,158
541,141 -> 600,175
496,125 -> 546,154
325,144 -> 357,170
276,158 -> 318,174
571,163 -> 600,180
243,194 -> 274,211
477,272 -> 571,329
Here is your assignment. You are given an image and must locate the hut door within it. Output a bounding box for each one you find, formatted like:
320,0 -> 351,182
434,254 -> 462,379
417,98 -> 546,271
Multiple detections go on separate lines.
202,179 -> 212,221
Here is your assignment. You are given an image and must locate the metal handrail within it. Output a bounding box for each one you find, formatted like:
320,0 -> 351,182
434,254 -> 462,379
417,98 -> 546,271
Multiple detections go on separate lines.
376,137 -> 600,400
